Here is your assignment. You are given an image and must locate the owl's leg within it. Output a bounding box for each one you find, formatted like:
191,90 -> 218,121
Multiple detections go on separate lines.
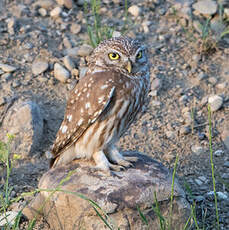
93,150 -> 125,172
105,146 -> 138,168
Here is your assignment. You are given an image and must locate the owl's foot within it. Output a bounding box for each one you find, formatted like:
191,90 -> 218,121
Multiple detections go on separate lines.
106,146 -> 137,168
123,156 -> 138,163
92,150 -> 124,175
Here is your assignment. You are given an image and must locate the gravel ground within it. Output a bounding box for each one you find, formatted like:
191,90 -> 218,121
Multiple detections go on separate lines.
0,0 -> 229,229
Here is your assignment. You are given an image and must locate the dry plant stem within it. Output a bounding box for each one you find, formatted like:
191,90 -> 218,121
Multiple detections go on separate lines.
208,105 -> 219,230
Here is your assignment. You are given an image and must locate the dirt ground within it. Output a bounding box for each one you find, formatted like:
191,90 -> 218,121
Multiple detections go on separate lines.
0,0 -> 229,229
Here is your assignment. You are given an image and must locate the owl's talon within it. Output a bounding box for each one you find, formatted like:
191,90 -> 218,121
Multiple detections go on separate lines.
109,163 -> 125,171
123,156 -> 138,163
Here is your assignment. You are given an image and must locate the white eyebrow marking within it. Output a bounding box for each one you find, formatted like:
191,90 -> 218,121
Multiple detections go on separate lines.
85,102 -> 91,109
77,118 -> 84,126
62,125 -> 68,133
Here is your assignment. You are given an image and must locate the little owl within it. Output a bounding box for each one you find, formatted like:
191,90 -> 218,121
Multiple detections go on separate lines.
50,36 -> 150,174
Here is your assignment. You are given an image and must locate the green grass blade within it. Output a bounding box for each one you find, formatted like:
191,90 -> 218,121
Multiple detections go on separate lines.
208,105 -> 219,230
137,205 -> 148,225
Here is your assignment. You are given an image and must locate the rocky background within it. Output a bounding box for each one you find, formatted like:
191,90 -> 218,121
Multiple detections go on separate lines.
0,0 -> 229,229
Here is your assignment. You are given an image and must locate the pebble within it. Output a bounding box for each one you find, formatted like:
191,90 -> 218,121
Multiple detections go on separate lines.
54,63 -> 70,83
38,8 -> 47,16
77,44 -> 93,57
165,131 -> 176,139
151,78 -> 162,91
12,80 -> 21,88
63,56 -> 75,71
180,125 -> 191,135
208,95 -> 223,112
0,63 -> 17,73
214,149 -> 224,157
35,0 -> 54,9
0,97 -> 6,106
50,6 -> 62,18
191,145 -> 204,155
0,211 -> 19,227
32,61 -> 49,76
192,0 -> 217,15
56,0 -> 73,9
198,72 -> 208,81
128,5 -> 140,17
223,161 -> 229,168
194,179 -> 203,186
221,129 -> 229,151
216,82 -> 227,89
70,23 -> 81,34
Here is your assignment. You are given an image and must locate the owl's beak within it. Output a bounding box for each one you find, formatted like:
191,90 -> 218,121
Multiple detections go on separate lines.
125,60 -> 132,73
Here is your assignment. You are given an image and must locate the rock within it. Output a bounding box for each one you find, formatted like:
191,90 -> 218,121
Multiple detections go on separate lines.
63,56 -> 75,71
38,8 -> 47,16
214,149 -> 224,157
56,0 -> 72,8
194,179 -> 203,186
77,44 -> 93,57
35,0 -> 54,9
0,101 -> 44,157
208,95 -> 223,112
23,152 -> 190,230
192,0 -> 217,15
112,31 -> 121,37
128,5 -> 140,17
50,6 -> 62,18
6,18 -> 16,34
165,130 -> 176,139
191,145 -> 204,155
32,61 -> 49,76
151,77 -> 162,91
0,63 -> 17,73
221,128 -> 229,151
70,23 -> 81,34
0,211 -> 19,227
180,125 -> 191,135
54,63 -> 70,83
0,97 -> 6,106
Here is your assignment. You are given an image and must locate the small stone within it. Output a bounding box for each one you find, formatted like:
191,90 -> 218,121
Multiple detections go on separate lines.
0,211 -> 19,227
112,31 -> 121,37
151,100 -> 161,106
63,37 -> 72,49
12,80 -> 21,88
198,176 -> 207,182
180,126 -> 191,135
151,78 -> 162,91
54,63 -> 70,83
217,192 -> 228,200
208,77 -> 217,85
63,56 -> 75,71
194,179 -> 203,186
198,132 -> 206,140
128,5 -> 140,17
179,95 -> 188,103
50,6 -> 62,18
165,131 -> 176,139
198,72 -> 208,81
0,97 -> 6,106
216,82 -> 227,89
70,23 -> 81,34
191,145 -> 204,155
77,44 -> 93,57
0,63 -> 17,73
194,195 -> 204,202
38,8 -> 47,16
63,0 -> 73,9
214,149 -> 224,157
223,161 -> 229,168
208,95 -> 223,112
32,61 -> 49,76
7,18 -> 16,34
221,128 -> 229,151
222,173 -> 229,179
192,0 -> 217,15
35,0 -> 54,9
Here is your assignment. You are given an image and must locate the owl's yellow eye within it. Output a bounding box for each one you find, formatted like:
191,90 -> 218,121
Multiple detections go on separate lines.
136,50 -> 142,59
108,52 -> 120,60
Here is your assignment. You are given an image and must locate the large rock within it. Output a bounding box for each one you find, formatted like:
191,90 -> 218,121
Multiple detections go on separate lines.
0,100 -> 44,157
23,152 -> 191,230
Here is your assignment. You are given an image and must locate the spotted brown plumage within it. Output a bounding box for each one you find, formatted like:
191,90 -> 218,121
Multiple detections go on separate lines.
50,36 -> 150,173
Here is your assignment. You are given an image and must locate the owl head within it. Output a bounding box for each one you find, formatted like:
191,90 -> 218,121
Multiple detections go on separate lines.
88,36 -> 148,76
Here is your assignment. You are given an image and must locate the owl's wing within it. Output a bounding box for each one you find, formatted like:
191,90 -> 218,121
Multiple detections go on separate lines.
50,71 -> 117,166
